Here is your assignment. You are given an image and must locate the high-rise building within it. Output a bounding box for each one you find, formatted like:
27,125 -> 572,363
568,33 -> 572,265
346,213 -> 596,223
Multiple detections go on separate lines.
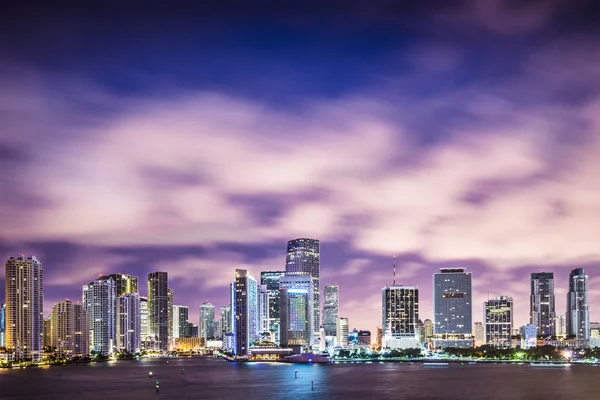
188,323 -> 198,338
260,271 -> 285,342
474,322 -> 484,347
424,319 -> 434,341
484,296 -> 513,348
555,315 -> 566,338
286,238 -> 320,344
323,284 -> 339,337
433,268 -> 473,348
173,305 -> 189,339
5,255 -> 44,361
233,269 -> 258,356
167,288 -> 173,350
279,273 -> 314,351
43,317 -> 52,347
337,317 -> 349,348
220,306 -> 231,336
0,303 -> 5,347
140,296 -> 149,347
116,293 -> 141,354
382,285 -> 419,349
50,300 -> 89,359
566,268 -> 590,341
148,272 -> 169,351
83,276 -> 116,355
530,272 -> 556,336
199,302 -> 215,340
257,285 -> 269,336
520,324 -> 537,349
107,274 -> 138,296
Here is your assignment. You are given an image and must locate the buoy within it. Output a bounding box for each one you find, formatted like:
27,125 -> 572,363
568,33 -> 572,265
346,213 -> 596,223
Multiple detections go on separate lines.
311,381 -> 314,391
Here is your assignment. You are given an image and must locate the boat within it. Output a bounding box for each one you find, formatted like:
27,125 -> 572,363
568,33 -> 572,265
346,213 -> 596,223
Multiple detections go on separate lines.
423,362 -> 449,368
468,362 -> 477,365
530,363 -> 570,368
282,353 -> 331,364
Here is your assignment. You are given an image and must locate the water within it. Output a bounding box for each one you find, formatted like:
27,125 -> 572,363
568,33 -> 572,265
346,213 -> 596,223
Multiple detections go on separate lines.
1,358 -> 599,399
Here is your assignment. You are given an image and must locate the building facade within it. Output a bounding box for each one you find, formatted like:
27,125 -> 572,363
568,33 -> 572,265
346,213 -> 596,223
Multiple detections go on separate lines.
279,273 -> 314,352
484,296 -> 513,348
323,284 -> 339,337
433,268 -> 472,348
148,272 -> 169,351
286,238 -> 320,344
260,271 -> 285,343
83,276 -> 116,355
107,274 -> 138,296
530,272 -> 556,336
116,293 -> 141,354
337,317 -> 349,348
199,302 -> 215,340
5,255 -> 44,361
220,306 -> 231,337
566,268 -> 590,341
520,324 -> 537,349
0,303 -> 5,348
173,305 -> 189,339
474,322 -> 484,347
382,285 -> 420,349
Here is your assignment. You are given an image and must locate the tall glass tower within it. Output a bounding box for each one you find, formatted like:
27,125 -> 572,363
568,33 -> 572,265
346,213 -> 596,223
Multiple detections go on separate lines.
433,268 -> 472,348
83,276 -> 116,355
279,273 -> 314,351
233,269 -> 258,356
199,301 -> 215,340
530,272 -> 556,336
260,271 -> 285,343
566,268 -> 590,340
323,284 -> 339,336
286,238 -> 320,344
147,271 -> 169,351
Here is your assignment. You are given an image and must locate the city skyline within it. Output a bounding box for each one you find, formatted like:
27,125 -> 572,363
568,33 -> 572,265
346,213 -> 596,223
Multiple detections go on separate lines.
1,2 -> 600,338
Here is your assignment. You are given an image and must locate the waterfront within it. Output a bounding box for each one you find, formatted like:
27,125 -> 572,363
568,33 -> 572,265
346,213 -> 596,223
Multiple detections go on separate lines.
1,357 -> 599,399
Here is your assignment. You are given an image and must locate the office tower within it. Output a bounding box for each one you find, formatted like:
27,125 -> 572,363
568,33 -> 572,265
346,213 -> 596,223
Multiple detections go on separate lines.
555,315 -> 566,337
433,268 -> 473,348
279,273 -> 315,351
220,306 -> 231,336
5,255 -> 44,361
474,322 -> 484,347
213,319 -> 222,339
199,302 -> 215,340
375,327 -> 382,349
107,273 -> 138,296
323,284 -> 339,337
566,268 -> 590,341
520,324 -> 537,349
233,269 -> 258,356
286,238 -> 320,344
337,317 -> 349,348
140,296 -> 149,346
50,300 -> 89,359
73,303 -> 89,357
530,272 -> 556,336
173,305 -> 189,339
382,285 -> 419,349
148,272 -> 169,351
258,285 -> 269,336
260,271 -> 285,342
83,276 -> 116,355
0,303 -> 5,347
116,293 -> 141,354
418,320 -> 425,344
188,323 -> 198,338
424,319 -> 434,341
484,296 -> 513,348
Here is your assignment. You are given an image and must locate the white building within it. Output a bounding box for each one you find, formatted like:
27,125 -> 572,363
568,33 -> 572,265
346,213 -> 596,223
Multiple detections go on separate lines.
520,324 -> 537,349
337,317 -> 349,348
199,302 -> 215,340
382,285 -> 420,350
83,276 -> 116,355
117,293 -> 141,354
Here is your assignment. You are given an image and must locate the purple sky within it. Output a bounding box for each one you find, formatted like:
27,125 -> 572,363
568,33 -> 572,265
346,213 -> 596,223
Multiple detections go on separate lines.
0,1 -> 599,333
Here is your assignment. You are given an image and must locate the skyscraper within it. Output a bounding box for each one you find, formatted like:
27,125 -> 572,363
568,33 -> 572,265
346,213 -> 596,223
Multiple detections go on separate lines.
107,273 -> 138,296
566,268 -> 590,340
323,284 -> 339,337
50,300 -> 89,359
140,296 -> 150,348
257,285 -> 269,336
233,269 -> 258,356
484,296 -> 513,348
279,273 -> 314,351
173,305 -> 189,339
199,301 -> 215,340
220,306 -> 231,336
83,276 -> 116,355
116,293 -> 141,354
5,255 -> 44,361
433,268 -> 473,348
381,285 -> 419,349
286,238 -> 320,344
167,288 -> 173,350
260,271 -> 285,342
424,319 -> 434,342
0,303 -> 5,348
474,322 -> 484,347
530,272 -> 556,336
520,324 -> 537,349
147,272 -> 169,351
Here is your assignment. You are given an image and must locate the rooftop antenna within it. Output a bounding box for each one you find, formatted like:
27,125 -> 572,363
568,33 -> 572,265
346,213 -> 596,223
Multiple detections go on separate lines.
393,255 -> 396,286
